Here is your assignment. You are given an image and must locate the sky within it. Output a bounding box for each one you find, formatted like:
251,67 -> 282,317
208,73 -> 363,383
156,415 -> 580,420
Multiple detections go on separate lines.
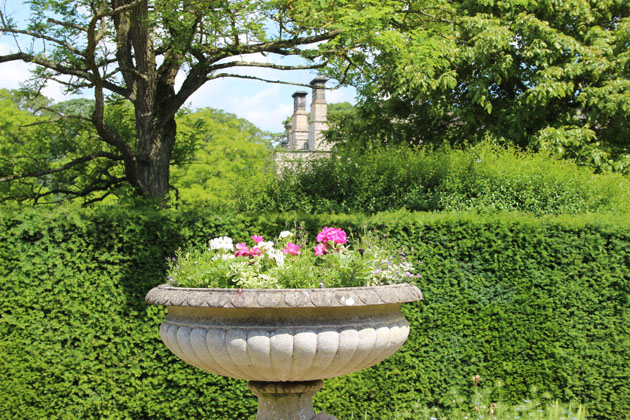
0,1 -> 357,133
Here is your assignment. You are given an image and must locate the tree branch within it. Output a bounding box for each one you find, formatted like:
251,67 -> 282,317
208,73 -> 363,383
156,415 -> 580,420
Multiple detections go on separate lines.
206,73 -> 314,88
46,18 -> 87,32
0,152 -> 122,183
0,26 -> 85,56
0,51 -> 131,97
19,114 -> 92,127
96,0 -> 144,18
208,60 -> 328,72
209,30 -> 343,61
27,176 -> 126,205
85,7 -> 139,190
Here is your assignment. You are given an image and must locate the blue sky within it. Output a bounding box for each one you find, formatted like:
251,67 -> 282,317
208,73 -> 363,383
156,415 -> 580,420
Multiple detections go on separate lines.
0,1 -> 356,133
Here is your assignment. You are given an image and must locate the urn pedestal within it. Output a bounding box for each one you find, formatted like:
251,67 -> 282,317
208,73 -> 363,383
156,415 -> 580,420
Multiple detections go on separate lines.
146,283 -> 422,420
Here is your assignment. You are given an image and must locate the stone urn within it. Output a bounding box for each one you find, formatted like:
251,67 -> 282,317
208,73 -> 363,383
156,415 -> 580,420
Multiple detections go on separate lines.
145,283 -> 422,420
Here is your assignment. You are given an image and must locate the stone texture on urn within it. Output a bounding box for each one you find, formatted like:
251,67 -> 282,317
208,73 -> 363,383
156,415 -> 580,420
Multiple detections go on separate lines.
146,284 -> 422,382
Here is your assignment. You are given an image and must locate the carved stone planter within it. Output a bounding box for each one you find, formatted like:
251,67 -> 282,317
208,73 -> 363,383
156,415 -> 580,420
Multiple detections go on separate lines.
146,283 -> 422,420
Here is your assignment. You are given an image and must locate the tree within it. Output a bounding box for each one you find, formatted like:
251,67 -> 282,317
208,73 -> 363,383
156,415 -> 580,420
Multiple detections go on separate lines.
0,0 -> 408,202
325,1 -> 630,173
0,90 -> 141,204
170,107 -> 275,208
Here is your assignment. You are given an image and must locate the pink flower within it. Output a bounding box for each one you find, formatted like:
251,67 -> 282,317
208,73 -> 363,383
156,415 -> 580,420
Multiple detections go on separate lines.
316,227 -> 331,243
251,235 -> 264,244
282,242 -> 301,255
314,243 -> 327,256
235,243 -> 249,257
329,229 -> 347,245
316,227 -> 347,246
235,243 -> 262,258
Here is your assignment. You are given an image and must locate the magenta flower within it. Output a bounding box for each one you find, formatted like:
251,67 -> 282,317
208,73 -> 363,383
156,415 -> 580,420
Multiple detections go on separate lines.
316,227 -> 348,246
235,243 -> 262,257
314,243 -> 327,256
282,242 -> 301,255
330,229 -> 347,245
235,243 -> 249,257
251,235 -> 264,244
316,227 -> 331,243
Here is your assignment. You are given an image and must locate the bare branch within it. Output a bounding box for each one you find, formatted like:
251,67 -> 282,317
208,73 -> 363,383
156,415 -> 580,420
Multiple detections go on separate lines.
208,60 -> 328,72
20,114 -> 91,127
47,18 -> 88,32
0,26 -> 85,56
206,73 -> 314,88
0,152 -> 122,183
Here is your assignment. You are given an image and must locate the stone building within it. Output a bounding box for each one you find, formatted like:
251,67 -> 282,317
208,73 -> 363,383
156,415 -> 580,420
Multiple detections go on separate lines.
283,77 -> 330,152
275,77 -> 331,171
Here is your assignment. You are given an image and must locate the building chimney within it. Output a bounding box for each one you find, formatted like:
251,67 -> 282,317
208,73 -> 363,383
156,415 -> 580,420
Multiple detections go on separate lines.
291,91 -> 309,150
284,121 -> 293,149
308,77 -> 328,151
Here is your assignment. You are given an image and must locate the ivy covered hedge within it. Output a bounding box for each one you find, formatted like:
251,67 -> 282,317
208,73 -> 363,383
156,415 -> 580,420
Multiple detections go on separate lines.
1,206 -> 629,419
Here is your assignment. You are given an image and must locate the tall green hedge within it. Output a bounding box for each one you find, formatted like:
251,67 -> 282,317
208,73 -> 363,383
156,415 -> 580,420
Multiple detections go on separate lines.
0,206 -> 629,419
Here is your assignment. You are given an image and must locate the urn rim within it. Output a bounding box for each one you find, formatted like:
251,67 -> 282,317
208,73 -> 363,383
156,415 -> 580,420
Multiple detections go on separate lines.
145,282 -> 422,309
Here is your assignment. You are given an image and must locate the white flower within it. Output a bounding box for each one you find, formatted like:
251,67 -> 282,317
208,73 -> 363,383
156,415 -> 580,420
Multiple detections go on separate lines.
278,231 -> 293,239
269,249 -> 285,265
258,241 -> 274,251
210,236 -> 234,251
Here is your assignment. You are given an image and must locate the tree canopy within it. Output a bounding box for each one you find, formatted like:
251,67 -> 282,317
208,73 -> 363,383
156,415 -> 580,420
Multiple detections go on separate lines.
170,107 -> 275,208
0,89 -> 276,205
0,0 -> 410,202
325,0 -> 630,173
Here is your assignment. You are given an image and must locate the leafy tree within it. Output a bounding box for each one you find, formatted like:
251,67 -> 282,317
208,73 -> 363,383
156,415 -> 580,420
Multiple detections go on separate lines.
170,108 -> 274,208
325,1 -> 630,173
0,0 -> 417,202
0,90 -> 141,204
0,89 -> 272,205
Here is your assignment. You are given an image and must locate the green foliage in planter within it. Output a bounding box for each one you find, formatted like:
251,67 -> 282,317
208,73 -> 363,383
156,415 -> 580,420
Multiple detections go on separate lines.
1,206 -> 629,419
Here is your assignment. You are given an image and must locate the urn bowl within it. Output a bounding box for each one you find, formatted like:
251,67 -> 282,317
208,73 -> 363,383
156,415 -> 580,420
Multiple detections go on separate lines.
145,283 -> 422,382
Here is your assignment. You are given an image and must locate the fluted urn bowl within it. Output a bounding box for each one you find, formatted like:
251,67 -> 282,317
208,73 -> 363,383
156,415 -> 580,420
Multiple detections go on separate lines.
145,283 -> 422,382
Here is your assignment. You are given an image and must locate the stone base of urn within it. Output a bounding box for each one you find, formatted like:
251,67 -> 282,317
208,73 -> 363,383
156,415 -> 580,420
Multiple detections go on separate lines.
248,380 -> 338,420
146,284 -> 422,420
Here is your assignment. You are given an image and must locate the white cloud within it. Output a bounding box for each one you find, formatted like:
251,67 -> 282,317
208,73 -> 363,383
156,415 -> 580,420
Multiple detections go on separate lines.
0,42 -> 85,102
0,42 -> 31,89
327,86 -> 357,105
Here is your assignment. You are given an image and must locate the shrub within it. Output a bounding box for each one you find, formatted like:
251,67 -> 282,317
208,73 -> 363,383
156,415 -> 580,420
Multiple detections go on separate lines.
245,143 -> 630,215
0,206 -> 628,419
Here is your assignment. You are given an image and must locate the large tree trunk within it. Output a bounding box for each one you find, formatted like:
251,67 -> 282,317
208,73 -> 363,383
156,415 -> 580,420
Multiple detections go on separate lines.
135,115 -> 177,199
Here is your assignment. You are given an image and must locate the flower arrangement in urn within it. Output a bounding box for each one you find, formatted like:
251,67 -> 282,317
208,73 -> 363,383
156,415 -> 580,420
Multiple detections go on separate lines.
147,226 -> 423,420
166,226 -> 421,289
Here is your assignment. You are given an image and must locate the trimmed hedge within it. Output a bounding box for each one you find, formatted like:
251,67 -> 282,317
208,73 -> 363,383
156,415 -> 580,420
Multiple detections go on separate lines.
1,206 -> 629,419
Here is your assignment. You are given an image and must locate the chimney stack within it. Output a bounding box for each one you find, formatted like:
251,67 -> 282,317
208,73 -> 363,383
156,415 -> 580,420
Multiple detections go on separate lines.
284,121 -> 293,149
291,91 -> 309,150
308,77 -> 329,151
